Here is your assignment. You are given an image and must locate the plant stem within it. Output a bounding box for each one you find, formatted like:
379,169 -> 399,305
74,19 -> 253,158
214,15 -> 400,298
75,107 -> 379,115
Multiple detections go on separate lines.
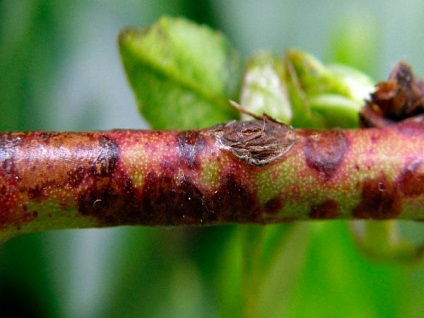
0,115 -> 423,241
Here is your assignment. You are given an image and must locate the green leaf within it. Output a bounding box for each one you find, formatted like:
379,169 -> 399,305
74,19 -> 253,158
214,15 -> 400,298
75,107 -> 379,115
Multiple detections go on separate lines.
284,49 -> 375,129
119,16 -> 242,129
240,51 -> 292,123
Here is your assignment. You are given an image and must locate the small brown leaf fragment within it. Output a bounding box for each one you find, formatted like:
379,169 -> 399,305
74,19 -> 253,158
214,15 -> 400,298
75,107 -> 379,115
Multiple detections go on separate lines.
360,62 -> 424,127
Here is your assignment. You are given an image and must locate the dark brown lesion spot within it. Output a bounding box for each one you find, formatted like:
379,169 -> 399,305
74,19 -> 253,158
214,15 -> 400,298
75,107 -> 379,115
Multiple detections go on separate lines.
90,136 -> 119,177
78,186 -> 120,221
210,173 -> 260,222
77,168 -> 214,226
75,166 -> 264,225
310,199 -> 339,219
304,130 -> 349,179
0,134 -> 23,220
396,159 -> 424,197
22,210 -> 38,223
0,133 -> 23,149
0,133 -> 23,175
27,186 -> 46,201
353,174 -> 401,219
77,169 -> 141,226
141,172 -> 210,225
177,131 -> 205,169
264,197 -> 284,215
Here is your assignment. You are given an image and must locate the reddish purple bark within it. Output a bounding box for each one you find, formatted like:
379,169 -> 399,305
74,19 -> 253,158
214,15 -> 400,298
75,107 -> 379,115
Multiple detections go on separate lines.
0,115 -> 422,239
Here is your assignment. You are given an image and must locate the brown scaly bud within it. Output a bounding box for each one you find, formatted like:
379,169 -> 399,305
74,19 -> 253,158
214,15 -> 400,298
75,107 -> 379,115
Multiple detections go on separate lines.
360,62 -> 424,128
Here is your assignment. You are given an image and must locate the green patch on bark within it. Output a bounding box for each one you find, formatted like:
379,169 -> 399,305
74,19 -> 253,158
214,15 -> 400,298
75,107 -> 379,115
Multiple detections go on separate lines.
0,200 -> 100,242
199,161 -> 221,189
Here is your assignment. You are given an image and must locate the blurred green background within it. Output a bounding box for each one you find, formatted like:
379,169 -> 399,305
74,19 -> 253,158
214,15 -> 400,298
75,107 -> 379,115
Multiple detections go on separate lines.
1,0 -> 424,317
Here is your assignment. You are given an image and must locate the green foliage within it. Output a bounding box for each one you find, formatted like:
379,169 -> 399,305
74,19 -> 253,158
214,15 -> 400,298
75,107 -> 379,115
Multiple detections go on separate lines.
238,49 -> 375,129
119,16 -> 242,129
240,51 -> 292,123
284,49 -> 375,128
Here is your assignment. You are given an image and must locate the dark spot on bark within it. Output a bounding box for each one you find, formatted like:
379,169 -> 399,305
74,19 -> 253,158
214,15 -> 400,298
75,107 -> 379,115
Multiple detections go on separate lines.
27,186 -> 45,201
0,134 -> 22,221
0,133 -> 23,149
397,159 -> 424,197
22,211 -> 37,223
177,131 -> 205,169
0,133 -> 22,175
77,167 -> 213,226
264,197 -> 284,214
353,174 -> 401,219
77,158 -> 138,225
138,171 -> 259,225
77,169 -> 260,225
310,199 -> 339,219
90,136 -> 119,177
0,177 -> 18,223
210,173 -> 260,222
36,132 -> 60,143
140,171 -> 210,225
0,205 -> 11,224
19,211 -> 38,223
2,159 -> 14,174
304,130 -> 349,179
78,186 -> 120,220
